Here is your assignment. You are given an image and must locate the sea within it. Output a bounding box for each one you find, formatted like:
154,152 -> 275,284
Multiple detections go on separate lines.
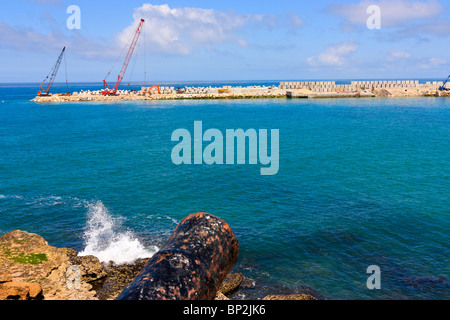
0,81 -> 449,300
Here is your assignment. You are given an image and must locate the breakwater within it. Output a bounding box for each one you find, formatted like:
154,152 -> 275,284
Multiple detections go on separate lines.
280,80 -> 446,92
31,80 -> 449,102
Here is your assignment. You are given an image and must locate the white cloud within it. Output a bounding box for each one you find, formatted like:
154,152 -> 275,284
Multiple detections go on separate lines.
0,3 -> 305,60
118,4 -> 304,55
0,22 -> 64,52
307,41 -> 359,67
328,0 -> 443,28
387,50 -> 412,61
0,23 -> 117,59
420,57 -> 447,69
257,12 -> 305,30
117,4 -> 262,55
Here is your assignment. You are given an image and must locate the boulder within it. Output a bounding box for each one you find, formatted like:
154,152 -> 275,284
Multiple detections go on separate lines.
262,294 -> 317,300
218,273 -> 244,295
0,230 -> 106,300
70,255 -> 107,283
95,258 -> 150,300
0,282 -> 42,300
117,212 -> 239,300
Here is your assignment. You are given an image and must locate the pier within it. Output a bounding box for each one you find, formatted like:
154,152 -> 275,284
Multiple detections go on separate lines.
31,80 -> 450,103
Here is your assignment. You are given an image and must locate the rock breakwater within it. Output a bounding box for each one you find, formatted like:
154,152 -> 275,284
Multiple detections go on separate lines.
30,81 -> 449,103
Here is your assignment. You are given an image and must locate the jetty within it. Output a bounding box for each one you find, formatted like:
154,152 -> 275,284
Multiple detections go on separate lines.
31,80 -> 450,103
281,80 -> 448,98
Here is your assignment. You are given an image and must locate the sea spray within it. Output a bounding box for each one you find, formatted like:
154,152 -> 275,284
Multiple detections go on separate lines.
79,201 -> 158,265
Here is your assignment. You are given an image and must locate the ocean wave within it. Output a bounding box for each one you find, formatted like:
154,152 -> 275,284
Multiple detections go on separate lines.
0,194 -> 23,200
78,200 -> 158,265
0,194 -> 86,208
26,196 -> 64,207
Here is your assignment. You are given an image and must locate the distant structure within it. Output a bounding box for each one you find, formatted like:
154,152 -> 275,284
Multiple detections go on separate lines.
279,80 -> 446,93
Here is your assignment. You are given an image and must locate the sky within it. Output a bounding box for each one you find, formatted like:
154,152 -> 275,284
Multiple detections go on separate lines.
0,0 -> 449,83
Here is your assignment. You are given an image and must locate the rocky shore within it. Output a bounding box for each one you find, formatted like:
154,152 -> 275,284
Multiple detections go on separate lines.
0,230 -> 324,300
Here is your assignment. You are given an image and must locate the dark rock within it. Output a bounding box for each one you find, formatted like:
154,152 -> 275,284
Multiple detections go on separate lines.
117,212 -> 239,300
95,258 -> 150,300
263,294 -> 316,300
294,285 -> 326,300
240,277 -> 256,289
228,279 -> 325,301
399,276 -> 449,289
69,255 -> 108,283
218,273 -> 243,295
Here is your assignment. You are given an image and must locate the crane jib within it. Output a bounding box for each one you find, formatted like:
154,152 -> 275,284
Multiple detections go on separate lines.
102,19 -> 145,96
38,47 -> 66,96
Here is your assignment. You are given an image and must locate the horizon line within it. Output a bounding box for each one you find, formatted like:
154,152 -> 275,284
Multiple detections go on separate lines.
0,77 -> 448,85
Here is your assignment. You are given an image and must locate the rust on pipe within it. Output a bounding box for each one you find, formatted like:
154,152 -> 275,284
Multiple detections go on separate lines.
117,212 -> 239,300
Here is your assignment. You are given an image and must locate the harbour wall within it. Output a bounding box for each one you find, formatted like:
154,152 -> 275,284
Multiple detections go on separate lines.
31,80 -> 450,102
280,80 -> 447,93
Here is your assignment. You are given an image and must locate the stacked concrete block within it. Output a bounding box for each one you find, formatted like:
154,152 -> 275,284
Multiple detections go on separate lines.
279,79 -> 438,92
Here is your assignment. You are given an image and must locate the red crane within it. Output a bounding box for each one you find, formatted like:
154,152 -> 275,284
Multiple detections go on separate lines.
102,19 -> 145,95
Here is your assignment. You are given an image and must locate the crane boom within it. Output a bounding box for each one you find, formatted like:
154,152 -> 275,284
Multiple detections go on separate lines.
103,19 -> 145,95
439,75 -> 450,91
38,47 -> 66,96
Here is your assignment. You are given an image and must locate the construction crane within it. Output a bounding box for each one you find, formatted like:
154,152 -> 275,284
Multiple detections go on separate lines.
439,75 -> 450,91
38,47 -> 68,96
102,19 -> 145,95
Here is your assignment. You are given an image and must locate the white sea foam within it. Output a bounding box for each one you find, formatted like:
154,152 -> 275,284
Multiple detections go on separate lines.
165,215 -> 179,225
78,201 -> 158,265
27,196 -> 64,207
0,194 -> 23,199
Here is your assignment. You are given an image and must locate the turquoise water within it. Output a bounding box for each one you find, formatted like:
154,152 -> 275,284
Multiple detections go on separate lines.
0,83 -> 449,299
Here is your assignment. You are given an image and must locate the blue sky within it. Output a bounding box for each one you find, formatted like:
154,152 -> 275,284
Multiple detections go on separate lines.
0,0 -> 449,83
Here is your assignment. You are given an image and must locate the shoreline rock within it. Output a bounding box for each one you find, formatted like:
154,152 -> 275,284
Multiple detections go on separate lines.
93,258 -> 150,300
0,230 -> 104,300
263,294 -> 317,300
0,229 -> 325,300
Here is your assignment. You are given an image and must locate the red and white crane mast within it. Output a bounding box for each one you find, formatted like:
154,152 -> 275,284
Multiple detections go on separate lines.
102,19 -> 145,95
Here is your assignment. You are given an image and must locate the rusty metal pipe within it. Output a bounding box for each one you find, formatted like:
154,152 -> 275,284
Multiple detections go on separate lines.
117,212 -> 239,300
